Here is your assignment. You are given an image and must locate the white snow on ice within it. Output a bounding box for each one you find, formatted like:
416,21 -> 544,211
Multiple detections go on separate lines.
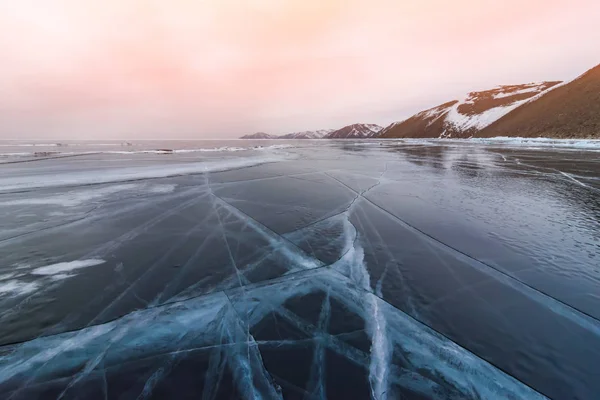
31,259 -> 106,276
146,184 -> 177,194
0,184 -> 178,207
254,144 -> 294,150
0,184 -> 139,207
0,280 -> 39,297
0,155 -> 286,192
0,144 -> 294,158
0,273 -> 17,281
49,274 -> 74,281
0,143 -> 121,147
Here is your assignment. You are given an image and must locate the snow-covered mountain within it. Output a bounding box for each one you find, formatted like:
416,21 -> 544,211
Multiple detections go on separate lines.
479,64 -> 600,138
240,126 -> 380,140
240,132 -> 277,139
325,124 -> 383,139
240,63 -> 600,141
279,129 -> 334,139
379,81 -> 561,139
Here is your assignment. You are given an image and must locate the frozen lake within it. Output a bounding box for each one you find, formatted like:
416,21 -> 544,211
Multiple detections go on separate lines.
0,139 -> 599,399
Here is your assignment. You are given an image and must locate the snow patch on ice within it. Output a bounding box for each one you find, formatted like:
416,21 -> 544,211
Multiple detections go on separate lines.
146,184 -> 177,194
0,155 -> 285,192
129,147 -> 247,154
254,144 -> 294,150
0,280 -> 39,297
0,153 -> 32,157
0,144 -> 293,158
49,274 -> 74,281
0,143 -> 63,147
0,273 -> 17,281
0,184 -> 178,208
351,142 -> 383,146
0,184 -> 140,207
31,259 -> 106,276
128,144 -> 293,154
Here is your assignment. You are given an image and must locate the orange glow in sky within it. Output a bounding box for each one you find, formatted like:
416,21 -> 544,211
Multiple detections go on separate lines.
0,0 -> 599,138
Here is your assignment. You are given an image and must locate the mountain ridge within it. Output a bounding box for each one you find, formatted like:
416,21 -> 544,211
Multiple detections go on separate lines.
324,123 -> 382,139
240,63 -> 600,140
280,129 -> 334,139
240,124 -> 381,140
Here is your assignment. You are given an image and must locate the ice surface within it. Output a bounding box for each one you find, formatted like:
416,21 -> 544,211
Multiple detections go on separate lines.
383,137 -> 600,150
226,269 -> 547,400
0,269 -> 547,399
0,141 -> 598,398
101,144 -> 293,155
469,136 -> 600,149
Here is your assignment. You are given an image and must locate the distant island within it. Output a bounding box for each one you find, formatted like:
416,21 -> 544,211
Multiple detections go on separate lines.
242,63 -> 600,140
241,124 -> 382,140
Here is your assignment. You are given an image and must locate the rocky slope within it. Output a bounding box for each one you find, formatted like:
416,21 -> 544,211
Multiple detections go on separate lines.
379,81 -> 561,139
324,123 -> 382,139
478,64 -> 600,138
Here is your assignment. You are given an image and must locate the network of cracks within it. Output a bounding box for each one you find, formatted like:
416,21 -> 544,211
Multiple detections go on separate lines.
0,155 -> 599,400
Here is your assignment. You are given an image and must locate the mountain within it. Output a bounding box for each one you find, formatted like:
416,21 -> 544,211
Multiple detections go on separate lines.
239,126 -> 380,140
279,129 -> 334,139
379,81 -> 561,139
478,64 -> 600,138
325,123 -> 383,139
240,132 -> 277,139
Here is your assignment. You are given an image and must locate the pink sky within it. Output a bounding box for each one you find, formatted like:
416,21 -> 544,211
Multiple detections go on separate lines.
0,0 -> 599,139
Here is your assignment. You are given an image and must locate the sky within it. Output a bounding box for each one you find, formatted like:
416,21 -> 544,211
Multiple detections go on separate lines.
0,0 -> 599,139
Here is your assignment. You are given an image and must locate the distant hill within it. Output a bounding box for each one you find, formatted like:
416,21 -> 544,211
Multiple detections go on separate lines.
239,126 -> 377,140
240,132 -> 277,139
325,124 -> 382,139
379,82 -> 561,139
279,129 -> 334,139
478,64 -> 600,138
